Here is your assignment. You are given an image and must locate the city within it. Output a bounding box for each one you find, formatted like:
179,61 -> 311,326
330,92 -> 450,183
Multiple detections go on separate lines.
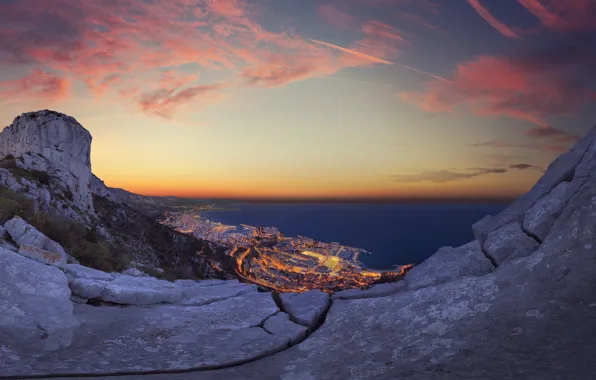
160,204 -> 412,292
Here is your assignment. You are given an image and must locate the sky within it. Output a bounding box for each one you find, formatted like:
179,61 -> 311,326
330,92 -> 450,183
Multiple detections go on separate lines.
0,0 -> 595,201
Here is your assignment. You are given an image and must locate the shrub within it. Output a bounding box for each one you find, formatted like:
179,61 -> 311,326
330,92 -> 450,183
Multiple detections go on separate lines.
0,186 -> 130,272
0,157 -> 53,186
0,187 -> 36,224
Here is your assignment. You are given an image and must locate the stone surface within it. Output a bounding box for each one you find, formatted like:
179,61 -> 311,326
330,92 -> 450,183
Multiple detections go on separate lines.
4,216 -> 69,265
177,280 -> 257,306
484,221 -> 540,265
332,282 -> 405,300
62,264 -> 116,281
100,276 -> 183,305
263,313 -> 308,345
0,225 -> 6,239
0,247 -> 79,353
522,179 -> 582,242
0,110 -> 94,213
18,244 -> 64,265
1,293 -> 286,377
280,290 -> 330,328
404,240 -> 494,290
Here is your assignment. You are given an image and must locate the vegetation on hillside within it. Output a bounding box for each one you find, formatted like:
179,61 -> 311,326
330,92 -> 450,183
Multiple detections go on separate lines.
0,186 -> 130,272
0,155 -> 52,185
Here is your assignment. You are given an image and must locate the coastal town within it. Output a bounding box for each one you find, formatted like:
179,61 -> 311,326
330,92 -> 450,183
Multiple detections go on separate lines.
160,204 -> 411,292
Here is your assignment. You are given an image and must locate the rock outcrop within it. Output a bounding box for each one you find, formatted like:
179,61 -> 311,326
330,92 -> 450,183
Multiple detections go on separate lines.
3,216 -> 73,265
0,110 -> 94,214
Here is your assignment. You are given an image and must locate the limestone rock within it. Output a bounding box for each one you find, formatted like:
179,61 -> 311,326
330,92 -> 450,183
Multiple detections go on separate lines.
62,264 -> 115,281
280,290 -> 330,328
0,225 -> 6,239
263,312 -> 308,345
473,125 -> 596,241
90,173 -> 114,200
4,216 -> 69,265
332,282 -> 405,300
0,110 -> 94,213
177,280 -> 257,306
99,276 -> 183,305
404,240 -> 494,290
0,247 -> 79,352
1,292 -> 284,376
522,179 -> 585,242
484,221 -> 540,265
70,278 -> 109,300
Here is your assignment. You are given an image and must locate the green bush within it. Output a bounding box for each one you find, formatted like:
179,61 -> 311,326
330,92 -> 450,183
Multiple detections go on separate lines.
0,157 -> 53,185
0,188 -> 36,224
0,186 -> 130,272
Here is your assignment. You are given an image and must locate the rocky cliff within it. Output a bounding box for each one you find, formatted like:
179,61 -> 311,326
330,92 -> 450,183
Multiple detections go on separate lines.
0,110 -> 94,214
1,115 -> 596,379
0,110 -> 234,278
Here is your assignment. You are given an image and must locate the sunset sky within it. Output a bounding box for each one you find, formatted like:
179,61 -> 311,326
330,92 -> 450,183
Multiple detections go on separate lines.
0,0 -> 595,200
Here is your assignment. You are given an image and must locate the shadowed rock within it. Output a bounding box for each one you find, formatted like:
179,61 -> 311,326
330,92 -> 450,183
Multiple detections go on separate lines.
280,290 -> 330,328
404,240 -> 494,290
484,221 -> 540,265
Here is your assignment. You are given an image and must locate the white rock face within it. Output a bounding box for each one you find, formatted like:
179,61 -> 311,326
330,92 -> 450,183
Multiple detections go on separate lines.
0,247 -> 80,352
4,216 -> 71,265
0,110 -> 94,213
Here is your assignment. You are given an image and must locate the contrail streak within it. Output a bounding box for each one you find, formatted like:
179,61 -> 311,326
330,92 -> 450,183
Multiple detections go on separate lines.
317,76 -> 400,88
309,38 -> 453,84
309,38 -> 394,65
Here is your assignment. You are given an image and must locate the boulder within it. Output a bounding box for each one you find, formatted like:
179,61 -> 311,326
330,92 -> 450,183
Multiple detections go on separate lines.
404,240 -> 494,290
0,247 -> 79,352
0,110 -> 94,213
263,312 -> 308,345
4,216 -> 69,265
280,290 -> 330,328
99,276 -> 183,305
484,221 -> 540,265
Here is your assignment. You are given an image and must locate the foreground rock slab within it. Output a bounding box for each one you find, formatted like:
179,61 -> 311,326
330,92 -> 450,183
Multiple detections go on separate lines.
0,248 -> 79,353
0,292 -> 290,377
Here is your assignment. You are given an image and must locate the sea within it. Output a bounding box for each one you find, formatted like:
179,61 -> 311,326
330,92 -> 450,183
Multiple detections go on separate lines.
201,202 -> 509,270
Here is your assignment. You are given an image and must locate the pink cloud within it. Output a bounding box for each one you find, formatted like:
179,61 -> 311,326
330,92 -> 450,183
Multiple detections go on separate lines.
0,68 -> 70,99
138,84 -> 224,119
400,52 -> 596,133
467,0 -> 520,39
518,0 -> 596,31
0,0 -> 399,117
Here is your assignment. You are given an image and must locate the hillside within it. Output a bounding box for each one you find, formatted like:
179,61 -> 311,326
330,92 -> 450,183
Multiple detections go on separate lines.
0,110 -> 235,279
